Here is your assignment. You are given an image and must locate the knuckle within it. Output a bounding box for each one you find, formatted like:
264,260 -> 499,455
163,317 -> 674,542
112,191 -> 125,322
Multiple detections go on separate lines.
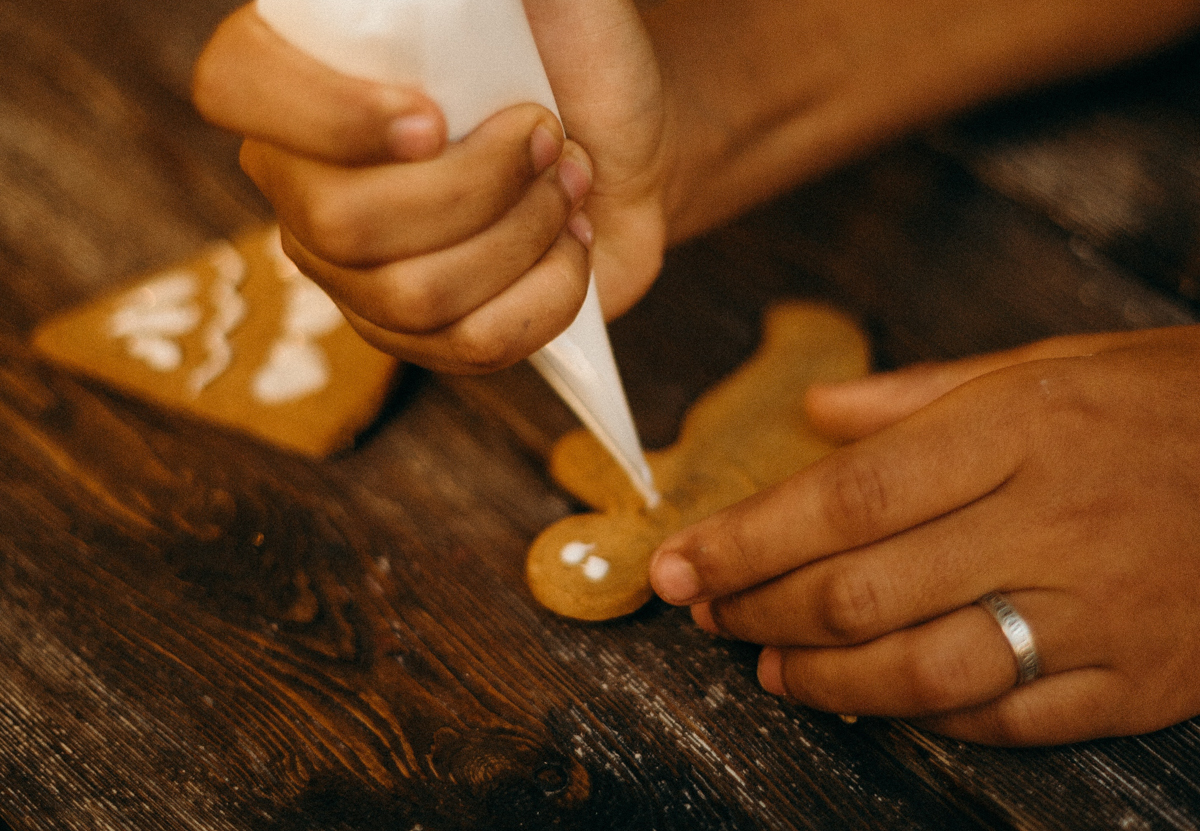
277,233 -> 336,294
818,454 -> 893,543
276,229 -> 305,266
191,22 -> 243,125
1014,363 -> 1099,442
237,141 -> 275,192
523,189 -> 574,247
377,273 -> 454,334
707,510 -> 762,579
814,567 -> 886,643
541,247 -> 590,309
295,194 -> 370,266
986,696 -> 1042,746
708,593 -> 753,636
465,118 -> 542,185
451,321 -> 524,373
433,171 -> 487,218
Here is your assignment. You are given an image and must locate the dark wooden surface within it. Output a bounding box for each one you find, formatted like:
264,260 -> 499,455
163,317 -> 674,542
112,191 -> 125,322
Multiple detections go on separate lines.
3,1 -> 1200,828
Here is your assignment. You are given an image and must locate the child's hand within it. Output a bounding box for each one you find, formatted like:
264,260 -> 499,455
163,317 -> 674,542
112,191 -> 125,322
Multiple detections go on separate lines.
192,1 -> 670,373
650,325 -> 1200,745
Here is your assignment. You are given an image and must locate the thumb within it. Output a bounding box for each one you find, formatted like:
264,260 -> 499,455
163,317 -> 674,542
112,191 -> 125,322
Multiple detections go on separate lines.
521,0 -> 669,320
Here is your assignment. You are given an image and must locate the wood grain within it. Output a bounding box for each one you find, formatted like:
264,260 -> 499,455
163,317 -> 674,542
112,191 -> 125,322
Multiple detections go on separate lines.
2,1 -> 1199,828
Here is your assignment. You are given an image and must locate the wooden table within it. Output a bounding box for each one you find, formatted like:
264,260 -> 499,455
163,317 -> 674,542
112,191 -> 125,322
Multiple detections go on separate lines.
3,1 -> 1200,828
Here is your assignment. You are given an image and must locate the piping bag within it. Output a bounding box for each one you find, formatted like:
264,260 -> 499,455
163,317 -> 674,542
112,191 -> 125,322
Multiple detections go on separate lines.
255,0 -> 661,507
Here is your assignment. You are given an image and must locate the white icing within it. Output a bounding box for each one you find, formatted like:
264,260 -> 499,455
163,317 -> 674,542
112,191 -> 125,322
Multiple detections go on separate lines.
189,243 -> 248,396
106,230 -> 344,405
250,227 -> 347,404
559,541 -> 610,582
582,555 -> 610,582
560,541 -> 595,566
284,278 -> 343,338
109,271 -> 202,372
252,338 -> 330,404
110,304 -> 201,338
127,336 -> 184,372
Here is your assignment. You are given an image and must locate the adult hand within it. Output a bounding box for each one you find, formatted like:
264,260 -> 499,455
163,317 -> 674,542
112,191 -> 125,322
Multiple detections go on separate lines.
192,1 -> 670,374
649,325 -> 1200,745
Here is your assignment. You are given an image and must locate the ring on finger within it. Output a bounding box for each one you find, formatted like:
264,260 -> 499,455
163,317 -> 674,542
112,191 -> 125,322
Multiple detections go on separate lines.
978,592 -> 1040,685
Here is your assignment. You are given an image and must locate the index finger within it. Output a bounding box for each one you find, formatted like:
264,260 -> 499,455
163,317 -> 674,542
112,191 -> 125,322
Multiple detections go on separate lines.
648,371 -> 1030,605
192,5 -> 446,164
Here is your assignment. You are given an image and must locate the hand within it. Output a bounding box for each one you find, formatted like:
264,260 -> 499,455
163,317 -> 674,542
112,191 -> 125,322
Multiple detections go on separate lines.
192,1 -> 670,373
649,325 -> 1200,745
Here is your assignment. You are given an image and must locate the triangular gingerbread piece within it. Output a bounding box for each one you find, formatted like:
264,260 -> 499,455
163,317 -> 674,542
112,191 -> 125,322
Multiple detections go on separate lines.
33,225 -> 398,457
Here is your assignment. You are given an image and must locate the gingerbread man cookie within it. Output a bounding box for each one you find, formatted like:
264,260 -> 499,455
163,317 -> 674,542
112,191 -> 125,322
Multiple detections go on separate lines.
526,303 -> 870,621
33,225 -> 398,457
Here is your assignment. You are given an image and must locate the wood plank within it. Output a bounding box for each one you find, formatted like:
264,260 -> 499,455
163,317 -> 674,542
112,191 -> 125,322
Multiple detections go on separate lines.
0,331 -> 990,828
2,0 -> 1200,828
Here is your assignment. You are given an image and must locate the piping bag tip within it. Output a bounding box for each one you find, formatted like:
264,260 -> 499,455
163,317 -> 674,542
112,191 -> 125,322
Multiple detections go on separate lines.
528,277 -> 661,510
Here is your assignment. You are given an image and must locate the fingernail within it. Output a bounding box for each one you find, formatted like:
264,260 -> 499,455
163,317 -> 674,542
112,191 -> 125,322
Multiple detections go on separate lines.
557,152 -> 592,207
691,602 -> 719,635
758,647 -> 786,696
388,113 -> 441,160
530,123 -> 561,174
567,211 -> 594,249
649,550 -> 699,605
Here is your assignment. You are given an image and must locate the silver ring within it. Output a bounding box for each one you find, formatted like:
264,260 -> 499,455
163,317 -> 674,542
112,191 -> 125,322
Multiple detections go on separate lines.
978,592 -> 1040,685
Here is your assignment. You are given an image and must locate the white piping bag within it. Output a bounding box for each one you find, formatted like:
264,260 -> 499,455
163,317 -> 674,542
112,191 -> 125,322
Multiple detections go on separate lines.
256,0 -> 660,507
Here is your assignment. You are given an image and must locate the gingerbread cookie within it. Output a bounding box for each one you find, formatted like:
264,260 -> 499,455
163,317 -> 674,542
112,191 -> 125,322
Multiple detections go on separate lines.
526,303 -> 870,621
33,225 -> 398,457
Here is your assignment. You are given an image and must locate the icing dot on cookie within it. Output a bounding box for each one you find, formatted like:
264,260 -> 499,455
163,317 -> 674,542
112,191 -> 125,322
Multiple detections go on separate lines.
560,541 -> 594,566
582,555 -> 610,582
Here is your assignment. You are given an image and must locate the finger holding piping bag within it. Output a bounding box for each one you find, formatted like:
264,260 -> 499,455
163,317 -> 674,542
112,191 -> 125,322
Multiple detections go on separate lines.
242,0 -> 660,504
193,4 -> 587,365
